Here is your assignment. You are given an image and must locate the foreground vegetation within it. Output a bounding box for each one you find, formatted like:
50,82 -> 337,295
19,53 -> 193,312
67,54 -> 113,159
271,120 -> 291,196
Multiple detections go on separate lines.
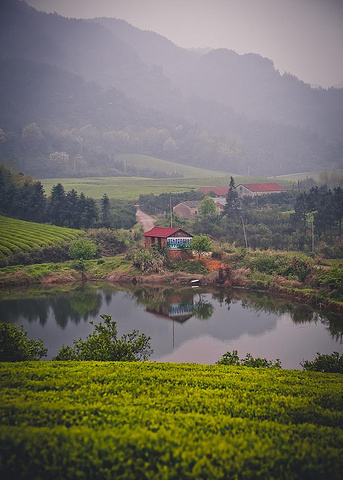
0,361 -> 342,479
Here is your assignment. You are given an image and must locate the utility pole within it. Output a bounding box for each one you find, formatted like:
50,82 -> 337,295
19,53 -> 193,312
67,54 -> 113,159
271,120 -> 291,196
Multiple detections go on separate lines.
170,197 -> 173,228
241,216 -> 248,248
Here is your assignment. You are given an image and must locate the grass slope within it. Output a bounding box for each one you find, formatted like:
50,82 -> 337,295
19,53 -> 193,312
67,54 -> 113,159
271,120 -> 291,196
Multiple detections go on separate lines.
0,216 -> 83,259
0,362 -> 342,479
116,153 -> 227,178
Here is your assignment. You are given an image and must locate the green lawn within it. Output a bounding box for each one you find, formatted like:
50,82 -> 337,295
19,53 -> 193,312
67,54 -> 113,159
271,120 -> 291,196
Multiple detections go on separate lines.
0,361 -> 342,479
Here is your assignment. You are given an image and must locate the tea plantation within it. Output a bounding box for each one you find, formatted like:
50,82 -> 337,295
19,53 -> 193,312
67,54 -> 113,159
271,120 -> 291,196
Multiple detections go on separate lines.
0,361 -> 342,479
0,215 -> 83,259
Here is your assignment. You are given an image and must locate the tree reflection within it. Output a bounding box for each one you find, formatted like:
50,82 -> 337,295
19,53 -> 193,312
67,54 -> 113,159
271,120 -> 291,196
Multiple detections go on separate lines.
0,286 -> 102,328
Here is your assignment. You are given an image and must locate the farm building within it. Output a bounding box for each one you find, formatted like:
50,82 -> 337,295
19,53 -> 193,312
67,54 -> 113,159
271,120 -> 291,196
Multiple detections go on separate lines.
142,227 -> 193,259
173,200 -> 201,219
198,186 -> 229,196
236,183 -> 285,197
173,198 -> 226,219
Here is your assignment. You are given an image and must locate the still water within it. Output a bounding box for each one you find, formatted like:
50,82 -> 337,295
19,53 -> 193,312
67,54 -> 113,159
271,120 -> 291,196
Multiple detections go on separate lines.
1,284 -> 342,369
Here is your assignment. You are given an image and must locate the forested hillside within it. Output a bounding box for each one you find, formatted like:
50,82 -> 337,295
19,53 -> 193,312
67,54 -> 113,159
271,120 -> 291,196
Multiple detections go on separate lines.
0,0 -> 342,178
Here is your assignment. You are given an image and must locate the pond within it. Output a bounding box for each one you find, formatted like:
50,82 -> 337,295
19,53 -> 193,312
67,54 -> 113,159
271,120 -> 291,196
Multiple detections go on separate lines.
0,284 -> 342,369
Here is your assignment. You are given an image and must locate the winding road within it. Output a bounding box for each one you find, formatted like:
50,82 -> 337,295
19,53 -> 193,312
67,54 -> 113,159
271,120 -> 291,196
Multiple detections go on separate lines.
136,208 -> 156,232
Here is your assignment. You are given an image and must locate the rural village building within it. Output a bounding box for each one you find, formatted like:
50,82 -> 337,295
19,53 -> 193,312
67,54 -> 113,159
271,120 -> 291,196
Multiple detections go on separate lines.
142,226 -> 193,259
236,183 -> 285,197
173,198 -> 226,219
198,186 -> 229,196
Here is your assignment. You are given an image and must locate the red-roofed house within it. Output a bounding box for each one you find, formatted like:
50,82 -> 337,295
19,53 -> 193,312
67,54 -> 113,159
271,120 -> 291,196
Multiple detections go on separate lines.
142,227 -> 193,253
236,183 -> 285,197
198,186 -> 229,196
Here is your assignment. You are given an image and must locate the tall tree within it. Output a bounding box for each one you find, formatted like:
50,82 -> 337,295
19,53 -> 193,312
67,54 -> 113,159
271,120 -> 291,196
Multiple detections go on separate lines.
47,183 -> 66,226
101,193 -> 111,227
224,176 -> 240,218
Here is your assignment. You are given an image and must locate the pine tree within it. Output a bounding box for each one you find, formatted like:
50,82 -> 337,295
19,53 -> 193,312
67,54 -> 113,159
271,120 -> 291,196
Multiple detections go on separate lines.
101,193 -> 111,227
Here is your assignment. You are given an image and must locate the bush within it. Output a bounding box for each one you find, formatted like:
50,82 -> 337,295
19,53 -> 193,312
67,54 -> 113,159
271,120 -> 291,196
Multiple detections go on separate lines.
0,322 -> 47,361
129,248 -> 166,273
69,239 -> 97,260
216,350 -> 282,368
53,314 -> 153,361
301,352 -> 343,373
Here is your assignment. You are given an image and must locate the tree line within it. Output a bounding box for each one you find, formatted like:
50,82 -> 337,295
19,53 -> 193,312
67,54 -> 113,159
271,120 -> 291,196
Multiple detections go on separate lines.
0,165 -> 136,230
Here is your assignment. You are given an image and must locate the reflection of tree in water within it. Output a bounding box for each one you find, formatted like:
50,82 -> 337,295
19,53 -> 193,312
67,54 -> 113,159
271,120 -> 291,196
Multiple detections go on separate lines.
50,288 -> 102,328
319,313 -> 343,344
0,287 -> 103,329
193,294 -> 214,320
0,298 -> 49,326
291,304 -> 317,324
212,288 -> 343,342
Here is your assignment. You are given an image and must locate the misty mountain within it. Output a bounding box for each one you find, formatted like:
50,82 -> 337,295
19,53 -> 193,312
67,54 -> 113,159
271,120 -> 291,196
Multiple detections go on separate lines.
0,0 -> 342,177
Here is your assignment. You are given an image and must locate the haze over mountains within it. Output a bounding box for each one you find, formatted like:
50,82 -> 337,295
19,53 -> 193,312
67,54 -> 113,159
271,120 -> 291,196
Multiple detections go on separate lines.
0,0 -> 342,178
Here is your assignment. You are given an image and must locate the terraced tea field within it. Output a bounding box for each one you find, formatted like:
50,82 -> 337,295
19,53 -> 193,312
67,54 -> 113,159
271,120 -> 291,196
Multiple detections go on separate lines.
0,362 -> 342,479
0,215 -> 83,259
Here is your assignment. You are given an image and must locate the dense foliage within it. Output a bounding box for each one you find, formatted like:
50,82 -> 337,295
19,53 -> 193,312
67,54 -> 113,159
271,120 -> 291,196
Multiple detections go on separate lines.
0,323 -> 47,361
301,352 -> 343,374
0,166 -> 137,230
0,361 -> 342,479
53,314 -> 153,362
216,350 -> 282,368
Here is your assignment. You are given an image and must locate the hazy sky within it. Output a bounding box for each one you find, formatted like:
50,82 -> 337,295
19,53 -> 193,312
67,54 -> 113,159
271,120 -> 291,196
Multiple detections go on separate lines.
26,0 -> 343,87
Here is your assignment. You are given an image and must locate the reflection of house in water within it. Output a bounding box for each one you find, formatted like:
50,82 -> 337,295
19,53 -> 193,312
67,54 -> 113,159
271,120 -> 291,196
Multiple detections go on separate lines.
145,293 -> 195,323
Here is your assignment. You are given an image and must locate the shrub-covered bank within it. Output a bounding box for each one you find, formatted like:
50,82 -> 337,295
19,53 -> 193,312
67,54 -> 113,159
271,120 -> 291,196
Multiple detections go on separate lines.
0,362 -> 342,479
1,245 -> 342,312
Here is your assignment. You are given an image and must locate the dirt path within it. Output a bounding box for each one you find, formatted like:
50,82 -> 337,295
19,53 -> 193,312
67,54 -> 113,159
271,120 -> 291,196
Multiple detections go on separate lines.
136,208 -> 156,232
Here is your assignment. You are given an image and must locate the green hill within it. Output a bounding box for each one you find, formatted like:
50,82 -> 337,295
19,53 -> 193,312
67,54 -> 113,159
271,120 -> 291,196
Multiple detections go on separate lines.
115,154 -> 228,178
0,361 -> 342,479
0,215 -> 83,259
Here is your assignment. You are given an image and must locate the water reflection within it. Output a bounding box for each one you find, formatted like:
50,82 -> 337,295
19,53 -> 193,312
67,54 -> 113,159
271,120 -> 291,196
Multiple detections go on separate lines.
0,284 -> 342,365
0,286 -> 103,328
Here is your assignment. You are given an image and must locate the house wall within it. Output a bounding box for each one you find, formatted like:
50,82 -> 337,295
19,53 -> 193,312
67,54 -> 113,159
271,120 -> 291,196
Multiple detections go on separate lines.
237,185 -> 254,197
237,186 -> 283,197
144,237 -> 167,248
173,204 -> 198,219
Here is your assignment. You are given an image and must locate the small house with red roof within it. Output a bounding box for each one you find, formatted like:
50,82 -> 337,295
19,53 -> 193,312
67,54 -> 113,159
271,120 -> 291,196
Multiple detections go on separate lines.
142,227 -> 193,253
236,183 -> 285,197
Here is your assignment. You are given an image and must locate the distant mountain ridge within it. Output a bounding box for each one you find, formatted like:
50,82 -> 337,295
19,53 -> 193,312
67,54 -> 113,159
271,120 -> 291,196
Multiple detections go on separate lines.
0,0 -> 342,177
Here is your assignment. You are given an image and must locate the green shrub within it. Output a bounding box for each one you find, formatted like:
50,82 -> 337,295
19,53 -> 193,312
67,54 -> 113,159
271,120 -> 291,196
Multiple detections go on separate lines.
0,322 -> 47,361
216,350 -> 282,368
168,259 -> 208,274
301,352 -> 343,373
129,248 -> 166,273
69,239 -> 97,261
53,314 -> 153,361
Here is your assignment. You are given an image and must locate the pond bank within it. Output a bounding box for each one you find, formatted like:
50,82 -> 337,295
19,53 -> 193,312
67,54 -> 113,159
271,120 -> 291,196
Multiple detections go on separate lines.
0,258 -> 342,314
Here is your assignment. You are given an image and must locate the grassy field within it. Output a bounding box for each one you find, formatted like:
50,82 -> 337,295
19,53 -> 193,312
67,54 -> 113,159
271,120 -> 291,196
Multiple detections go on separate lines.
0,216 -> 83,260
116,154 -> 228,178
0,361 -> 342,479
39,175 -> 296,200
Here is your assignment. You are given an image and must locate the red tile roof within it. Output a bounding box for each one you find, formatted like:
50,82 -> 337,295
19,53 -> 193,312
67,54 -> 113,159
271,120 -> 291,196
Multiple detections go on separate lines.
142,227 -> 181,238
239,183 -> 285,193
198,186 -> 229,196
